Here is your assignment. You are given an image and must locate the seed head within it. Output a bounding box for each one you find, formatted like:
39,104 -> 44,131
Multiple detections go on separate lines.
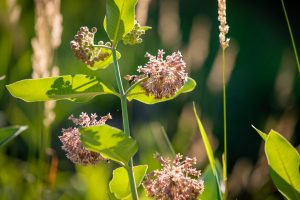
143,153 -> 204,200
59,113 -> 112,165
218,0 -> 230,49
137,50 -> 188,99
70,26 -> 110,66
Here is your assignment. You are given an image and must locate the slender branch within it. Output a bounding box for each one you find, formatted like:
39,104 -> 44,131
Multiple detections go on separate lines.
281,0 -> 300,73
160,126 -> 176,158
111,46 -> 139,200
222,48 -> 228,199
92,44 -> 112,49
125,77 -> 148,96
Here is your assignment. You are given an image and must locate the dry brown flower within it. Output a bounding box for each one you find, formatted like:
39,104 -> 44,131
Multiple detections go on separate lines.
143,153 -> 204,200
59,113 -> 112,165
218,0 -> 230,49
137,50 -> 188,99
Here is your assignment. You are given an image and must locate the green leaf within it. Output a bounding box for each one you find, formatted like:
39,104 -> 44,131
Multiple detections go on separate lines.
104,0 -> 138,44
200,162 -> 223,200
80,125 -> 138,166
0,126 -> 28,147
6,75 -> 118,102
252,125 -> 267,141
87,48 -> 121,70
193,102 -> 216,176
109,165 -> 148,199
265,130 -> 300,199
126,77 -> 196,104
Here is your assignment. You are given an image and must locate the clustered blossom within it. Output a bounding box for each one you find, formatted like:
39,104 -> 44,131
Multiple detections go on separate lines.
137,50 -> 188,99
218,0 -> 230,49
70,26 -> 111,66
59,113 -> 112,165
123,20 -> 146,45
143,153 -> 204,200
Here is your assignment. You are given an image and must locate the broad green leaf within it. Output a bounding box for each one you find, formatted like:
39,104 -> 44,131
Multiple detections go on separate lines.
200,162 -> 223,200
109,165 -> 148,199
0,126 -> 28,147
6,75 -> 118,102
104,0 -> 138,44
252,125 -> 267,141
265,130 -> 300,199
87,48 -> 121,70
126,78 -> 196,104
80,125 -> 138,166
193,102 -> 216,176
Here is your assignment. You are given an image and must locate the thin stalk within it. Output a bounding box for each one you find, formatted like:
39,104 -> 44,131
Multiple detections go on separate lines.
111,46 -> 139,200
222,48 -> 228,199
281,0 -> 300,73
160,126 -> 176,157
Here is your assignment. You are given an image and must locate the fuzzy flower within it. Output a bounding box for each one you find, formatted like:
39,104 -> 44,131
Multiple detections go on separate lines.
70,26 -> 111,67
137,50 -> 188,99
143,153 -> 204,200
59,113 -> 112,165
123,20 -> 147,45
218,0 -> 230,49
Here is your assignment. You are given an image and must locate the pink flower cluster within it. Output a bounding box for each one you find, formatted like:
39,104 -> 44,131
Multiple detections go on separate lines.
143,153 -> 204,200
137,50 -> 188,99
59,113 -> 112,165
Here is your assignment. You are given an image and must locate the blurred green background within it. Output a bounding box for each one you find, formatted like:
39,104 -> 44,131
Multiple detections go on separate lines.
0,0 -> 299,199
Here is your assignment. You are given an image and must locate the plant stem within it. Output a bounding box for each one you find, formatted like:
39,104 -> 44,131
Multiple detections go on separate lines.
111,46 -> 139,200
160,126 -> 176,158
222,48 -> 228,199
280,0 -> 300,74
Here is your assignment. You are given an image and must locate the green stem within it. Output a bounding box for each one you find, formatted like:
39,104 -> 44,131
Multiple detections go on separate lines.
111,46 -> 139,200
160,126 -> 176,158
125,77 -> 148,96
281,0 -> 300,73
222,48 -> 228,200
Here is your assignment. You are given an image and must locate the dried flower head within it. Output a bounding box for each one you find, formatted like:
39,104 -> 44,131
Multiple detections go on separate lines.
137,50 -> 188,99
59,113 -> 112,165
143,153 -> 204,200
70,26 -> 111,67
123,20 -> 146,45
218,0 -> 230,49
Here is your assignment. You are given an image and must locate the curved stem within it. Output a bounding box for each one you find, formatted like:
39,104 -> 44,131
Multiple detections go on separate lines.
281,0 -> 300,74
111,46 -> 139,200
125,77 -> 148,96
222,48 -> 228,199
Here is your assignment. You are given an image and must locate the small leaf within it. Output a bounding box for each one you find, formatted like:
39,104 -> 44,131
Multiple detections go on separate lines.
109,165 -> 148,199
6,75 -> 118,102
252,125 -> 267,141
104,0 -> 138,44
265,130 -> 300,199
193,102 -> 216,176
87,48 -> 121,70
0,126 -> 28,147
126,77 -> 196,104
80,125 -> 138,166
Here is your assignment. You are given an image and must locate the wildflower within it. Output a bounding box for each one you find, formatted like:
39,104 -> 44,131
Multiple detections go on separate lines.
59,113 -> 112,165
123,20 -> 147,45
137,49 -> 188,99
143,153 -> 204,200
218,0 -> 230,49
70,26 -> 111,67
